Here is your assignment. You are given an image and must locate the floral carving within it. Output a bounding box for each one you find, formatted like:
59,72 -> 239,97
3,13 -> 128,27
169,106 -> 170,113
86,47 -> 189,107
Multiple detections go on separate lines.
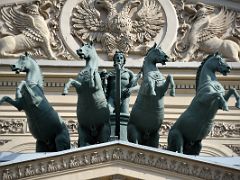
0,119 -> 25,134
1,145 -> 239,180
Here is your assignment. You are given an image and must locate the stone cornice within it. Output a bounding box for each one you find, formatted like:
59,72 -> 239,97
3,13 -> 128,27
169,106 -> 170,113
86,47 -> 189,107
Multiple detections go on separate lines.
0,141 -> 239,180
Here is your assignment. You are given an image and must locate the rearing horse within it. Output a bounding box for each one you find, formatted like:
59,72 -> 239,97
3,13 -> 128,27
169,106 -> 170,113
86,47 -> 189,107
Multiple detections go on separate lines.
62,41 -> 111,147
0,53 -> 70,152
127,43 -> 175,147
167,52 -> 240,155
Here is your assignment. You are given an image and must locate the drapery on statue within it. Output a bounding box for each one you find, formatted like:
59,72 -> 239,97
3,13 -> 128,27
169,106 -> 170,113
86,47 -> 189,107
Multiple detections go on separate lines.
105,51 -> 140,114
174,2 -> 240,62
167,52 -> 240,155
127,43 -> 175,147
0,1 -> 56,59
62,41 -> 111,147
0,53 -> 70,152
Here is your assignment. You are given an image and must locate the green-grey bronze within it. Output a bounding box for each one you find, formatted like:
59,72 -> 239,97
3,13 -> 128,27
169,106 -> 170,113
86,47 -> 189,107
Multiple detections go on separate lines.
62,42 -> 111,147
106,51 -> 140,114
0,53 -> 71,152
104,51 -> 140,140
167,53 -> 240,155
127,43 -> 175,147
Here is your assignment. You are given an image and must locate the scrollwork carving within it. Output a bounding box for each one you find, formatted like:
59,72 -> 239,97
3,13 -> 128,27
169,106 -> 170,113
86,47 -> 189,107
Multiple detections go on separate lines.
210,123 -> 240,137
0,119 -> 25,134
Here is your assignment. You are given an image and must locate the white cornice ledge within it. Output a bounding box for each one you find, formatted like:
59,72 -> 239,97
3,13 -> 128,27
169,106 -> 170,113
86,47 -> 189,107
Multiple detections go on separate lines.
0,141 -> 239,180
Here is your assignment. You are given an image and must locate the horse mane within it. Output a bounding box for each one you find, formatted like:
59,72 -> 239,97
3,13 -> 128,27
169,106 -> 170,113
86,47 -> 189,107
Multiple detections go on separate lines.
24,54 -> 44,88
195,53 -> 215,91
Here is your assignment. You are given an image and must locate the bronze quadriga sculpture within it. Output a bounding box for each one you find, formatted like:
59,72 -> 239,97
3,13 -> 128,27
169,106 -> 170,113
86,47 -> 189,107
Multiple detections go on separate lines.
167,53 -> 240,155
0,53 -> 70,152
127,43 -> 175,147
62,42 -> 111,147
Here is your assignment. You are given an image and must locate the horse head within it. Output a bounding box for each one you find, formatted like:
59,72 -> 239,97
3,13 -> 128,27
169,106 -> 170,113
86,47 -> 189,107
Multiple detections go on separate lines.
145,43 -> 169,65
76,41 -> 96,61
11,52 -> 35,74
206,52 -> 231,76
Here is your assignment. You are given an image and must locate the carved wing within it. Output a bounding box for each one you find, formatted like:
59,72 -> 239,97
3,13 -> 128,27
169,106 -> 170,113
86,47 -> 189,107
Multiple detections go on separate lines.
1,5 -> 44,42
71,0 -> 105,42
199,8 -> 235,42
131,0 -> 165,43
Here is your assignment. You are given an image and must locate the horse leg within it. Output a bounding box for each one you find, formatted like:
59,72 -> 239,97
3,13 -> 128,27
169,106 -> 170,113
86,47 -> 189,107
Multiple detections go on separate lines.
162,74 -> 175,96
98,123 -> 111,143
89,68 -> 95,88
224,88 -> 240,109
183,140 -> 202,155
78,125 -> 90,147
167,129 -> 183,153
147,131 -> 160,148
217,93 -> 229,111
16,80 -> 26,99
0,96 -> 23,111
127,123 -> 139,144
36,140 -> 51,152
62,78 -> 81,95
55,123 -> 71,151
199,92 -> 229,111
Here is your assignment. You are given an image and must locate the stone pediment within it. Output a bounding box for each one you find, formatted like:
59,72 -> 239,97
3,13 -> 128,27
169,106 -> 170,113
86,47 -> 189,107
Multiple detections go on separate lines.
0,141 -> 239,180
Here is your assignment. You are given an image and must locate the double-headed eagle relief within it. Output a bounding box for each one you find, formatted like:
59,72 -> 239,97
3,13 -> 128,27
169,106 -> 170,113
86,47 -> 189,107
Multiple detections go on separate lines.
71,0 -> 165,58
172,1 -> 240,62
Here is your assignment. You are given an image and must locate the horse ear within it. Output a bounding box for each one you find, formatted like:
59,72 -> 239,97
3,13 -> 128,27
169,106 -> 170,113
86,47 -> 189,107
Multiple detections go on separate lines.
25,52 -> 29,57
90,40 -> 94,46
153,43 -> 157,48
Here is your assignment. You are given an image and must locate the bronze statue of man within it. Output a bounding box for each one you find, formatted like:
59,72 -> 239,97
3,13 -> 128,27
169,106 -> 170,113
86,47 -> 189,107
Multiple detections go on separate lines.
106,51 -> 138,114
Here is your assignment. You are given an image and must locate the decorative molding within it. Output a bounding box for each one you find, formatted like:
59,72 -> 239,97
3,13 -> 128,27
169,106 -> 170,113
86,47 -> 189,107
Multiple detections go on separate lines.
0,142 -> 239,180
0,119 -> 25,134
225,144 -> 240,155
0,139 -> 11,146
210,123 -> 240,138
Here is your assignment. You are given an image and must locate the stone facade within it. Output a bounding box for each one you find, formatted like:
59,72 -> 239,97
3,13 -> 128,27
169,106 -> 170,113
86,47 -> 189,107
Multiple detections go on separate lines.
0,0 -> 239,158
0,142 -> 239,180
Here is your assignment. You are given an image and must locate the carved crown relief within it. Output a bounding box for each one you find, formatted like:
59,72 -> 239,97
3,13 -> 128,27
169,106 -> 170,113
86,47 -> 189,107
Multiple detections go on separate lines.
0,0 -> 239,62
171,0 -> 240,62
71,0 -> 165,58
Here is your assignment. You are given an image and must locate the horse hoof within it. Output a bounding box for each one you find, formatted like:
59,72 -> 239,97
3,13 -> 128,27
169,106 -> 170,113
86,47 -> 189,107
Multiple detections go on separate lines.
62,92 -> 68,96
222,106 -> 229,111
235,101 -> 240,109
170,90 -> 176,97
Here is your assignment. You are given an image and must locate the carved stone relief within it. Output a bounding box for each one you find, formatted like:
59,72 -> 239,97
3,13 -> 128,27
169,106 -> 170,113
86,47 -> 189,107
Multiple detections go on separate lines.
71,0 -> 165,58
0,0 -> 73,60
0,0 -> 239,61
171,0 -> 240,62
225,144 -> 240,155
1,145 -> 239,180
0,119 -> 25,134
